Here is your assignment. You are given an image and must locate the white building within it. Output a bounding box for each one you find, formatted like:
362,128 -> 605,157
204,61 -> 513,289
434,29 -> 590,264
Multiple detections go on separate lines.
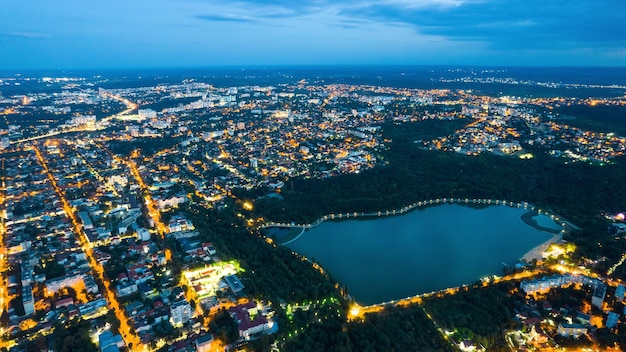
557,323 -> 587,338
116,282 -> 138,297
156,195 -> 187,210
138,109 -> 157,119
136,227 -> 151,242
170,300 -> 193,326
46,274 -> 85,294
520,274 -> 600,294
228,301 -> 273,339
22,285 -> 34,315
168,216 -> 194,233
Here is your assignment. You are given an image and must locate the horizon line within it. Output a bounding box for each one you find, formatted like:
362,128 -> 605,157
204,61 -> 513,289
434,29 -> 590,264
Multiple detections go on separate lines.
2,63 -> 626,74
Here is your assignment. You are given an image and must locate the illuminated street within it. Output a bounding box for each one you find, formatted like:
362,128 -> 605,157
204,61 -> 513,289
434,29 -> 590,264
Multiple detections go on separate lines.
32,145 -> 144,351
0,159 -> 14,351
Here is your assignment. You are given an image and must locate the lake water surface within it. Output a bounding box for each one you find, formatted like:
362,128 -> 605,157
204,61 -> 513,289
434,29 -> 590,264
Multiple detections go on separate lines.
285,204 -> 559,305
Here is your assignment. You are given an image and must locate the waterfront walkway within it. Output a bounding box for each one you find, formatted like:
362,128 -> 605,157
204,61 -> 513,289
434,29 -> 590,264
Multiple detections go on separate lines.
348,268 -> 543,320
260,198 -> 569,235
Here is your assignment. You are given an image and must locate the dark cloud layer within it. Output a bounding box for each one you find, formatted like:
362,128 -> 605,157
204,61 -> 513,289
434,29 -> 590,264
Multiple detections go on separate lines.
237,0 -> 626,49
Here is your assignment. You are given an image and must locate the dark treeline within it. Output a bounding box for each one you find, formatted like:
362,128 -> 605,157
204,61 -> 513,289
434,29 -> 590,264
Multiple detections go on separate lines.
185,203 -> 340,303
251,121 -> 626,272
421,283 -> 519,352
555,104 -> 626,136
108,136 -> 183,157
282,305 -> 453,352
184,202 -> 455,351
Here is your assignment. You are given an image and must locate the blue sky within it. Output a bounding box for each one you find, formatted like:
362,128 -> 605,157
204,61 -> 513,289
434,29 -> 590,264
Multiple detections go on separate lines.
1,0 -> 625,69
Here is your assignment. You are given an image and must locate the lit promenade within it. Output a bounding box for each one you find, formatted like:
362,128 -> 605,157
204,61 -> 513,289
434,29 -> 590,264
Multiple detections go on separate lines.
260,198 -> 568,233
348,268 -> 543,320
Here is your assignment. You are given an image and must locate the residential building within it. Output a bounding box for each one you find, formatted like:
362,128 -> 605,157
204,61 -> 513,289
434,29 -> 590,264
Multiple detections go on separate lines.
557,323 -> 587,338
195,334 -> 214,352
170,299 -> 193,326
22,285 -> 34,315
592,284 -> 607,309
228,301 -> 272,339
606,312 -> 619,329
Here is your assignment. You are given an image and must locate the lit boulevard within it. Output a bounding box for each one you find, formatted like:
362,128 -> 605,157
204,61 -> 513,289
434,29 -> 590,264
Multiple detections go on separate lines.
32,145 -> 144,351
125,158 -> 167,236
95,142 -> 167,236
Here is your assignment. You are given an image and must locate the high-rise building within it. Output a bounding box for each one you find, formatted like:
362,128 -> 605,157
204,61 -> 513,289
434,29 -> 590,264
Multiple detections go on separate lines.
170,299 -> 193,326
22,285 -> 34,315
592,284 -> 607,308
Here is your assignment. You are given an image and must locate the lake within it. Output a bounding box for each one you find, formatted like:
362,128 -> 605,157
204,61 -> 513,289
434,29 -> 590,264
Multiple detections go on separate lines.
284,204 -> 559,305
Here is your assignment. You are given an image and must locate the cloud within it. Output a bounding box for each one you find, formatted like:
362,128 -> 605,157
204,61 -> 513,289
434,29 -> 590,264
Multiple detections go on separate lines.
0,31 -> 50,39
218,0 -> 626,51
194,14 -> 255,22
339,0 -> 626,49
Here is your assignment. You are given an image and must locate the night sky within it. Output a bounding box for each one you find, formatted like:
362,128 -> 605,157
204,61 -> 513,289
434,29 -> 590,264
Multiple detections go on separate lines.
1,0 -> 625,70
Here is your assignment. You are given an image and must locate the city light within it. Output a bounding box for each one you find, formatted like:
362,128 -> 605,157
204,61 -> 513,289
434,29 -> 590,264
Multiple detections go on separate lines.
2,72 -> 626,352
33,145 -> 143,350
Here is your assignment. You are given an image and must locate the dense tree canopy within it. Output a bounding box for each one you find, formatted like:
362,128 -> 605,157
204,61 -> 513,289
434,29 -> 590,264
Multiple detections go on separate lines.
248,120 -> 626,274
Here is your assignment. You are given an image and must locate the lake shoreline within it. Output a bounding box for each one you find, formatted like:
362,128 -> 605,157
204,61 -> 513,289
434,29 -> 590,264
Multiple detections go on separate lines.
518,210 -> 567,262
284,204 -> 564,305
520,233 -> 563,262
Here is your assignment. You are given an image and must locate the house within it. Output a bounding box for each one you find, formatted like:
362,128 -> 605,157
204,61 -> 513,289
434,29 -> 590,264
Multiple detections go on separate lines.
224,274 -> 244,294
84,275 -> 99,294
202,243 -> 216,255
228,301 -> 272,339
606,312 -> 619,329
128,263 -> 154,284
460,340 -> 475,351
98,330 -> 124,352
592,284 -> 607,308
530,326 -> 549,344
125,301 -> 145,317
117,281 -> 138,297
138,282 -> 158,299
54,297 -> 74,310
557,323 -> 587,338
136,227 -> 151,242
167,216 -> 194,233
615,285 -> 625,302
195,334 -> 214,352
576,313 -> 591,325
170,340 -> 192,352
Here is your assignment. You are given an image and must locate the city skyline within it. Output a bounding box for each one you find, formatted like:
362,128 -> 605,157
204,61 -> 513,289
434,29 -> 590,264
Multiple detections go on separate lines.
1,0 -> 625,70
2,63 -> 626,350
